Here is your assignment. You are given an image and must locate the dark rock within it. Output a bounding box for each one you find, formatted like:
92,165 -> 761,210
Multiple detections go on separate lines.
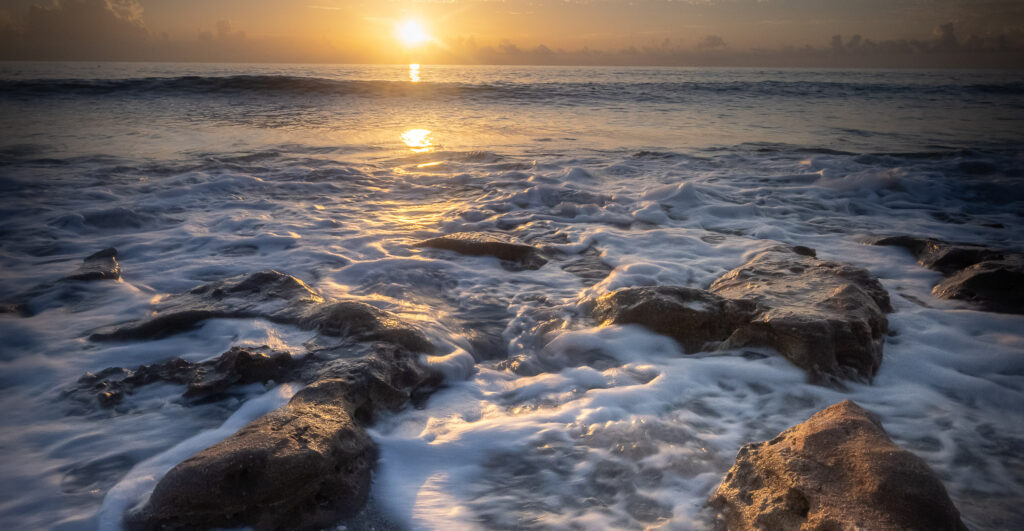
592,286 -> 755,353
66,346 -> 297,409
65,247 -> 121,281
870,235 -> 1004,275
709,400 -> 967,531
871,235 -> 1023,313
89,270 -> 433,352
125,344 -> 442,531
414,232 -> 547,270
1,248 -> 124,317
791,245 -> 816,258
933,256 -> 1024,314
560,246 -> 613,286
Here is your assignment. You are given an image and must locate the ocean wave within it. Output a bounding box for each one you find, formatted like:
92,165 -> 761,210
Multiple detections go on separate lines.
3,74 -> 1023,103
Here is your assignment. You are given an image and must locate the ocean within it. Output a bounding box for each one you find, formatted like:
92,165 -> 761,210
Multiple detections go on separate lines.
1,62 -> 1023,530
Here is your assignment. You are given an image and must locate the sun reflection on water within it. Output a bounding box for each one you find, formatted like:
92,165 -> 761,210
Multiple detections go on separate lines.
409,63 -> 421,83
401,129 -> 434,153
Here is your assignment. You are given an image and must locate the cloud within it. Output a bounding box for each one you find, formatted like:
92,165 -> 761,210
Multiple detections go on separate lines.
696,35 -> 727,49
0,0 -> 149,60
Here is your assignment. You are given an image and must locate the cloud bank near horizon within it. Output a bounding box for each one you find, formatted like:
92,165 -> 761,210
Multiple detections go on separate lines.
0,0 -> 1022,68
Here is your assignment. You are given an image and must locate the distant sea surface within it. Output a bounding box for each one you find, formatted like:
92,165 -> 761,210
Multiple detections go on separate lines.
1,63 -> 1023,530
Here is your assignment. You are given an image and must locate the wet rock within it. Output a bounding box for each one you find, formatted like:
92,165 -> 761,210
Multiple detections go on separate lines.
66,346 -> 297,410
125,344 -> 442,531
560,246 -> 613,286
933,256 -> 1024,314
710,247 -> 892,383
870,235 -> 1004,275
871,235 -> 1024,314
89,270 -> 433,352
414,232 -> 547,270
592,286 -> 755,353
65,247 -> 121,281
1,248 -> 123,317
709,400 -> 967,531
590,247 -> 892,383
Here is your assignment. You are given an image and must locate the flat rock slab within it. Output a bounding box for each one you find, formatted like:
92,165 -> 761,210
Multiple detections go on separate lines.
414,232 -> 547,270
89,270 -> 434,353
871,235 -> 1024,314
125,344 -> 442,531
709,400 -> 967,531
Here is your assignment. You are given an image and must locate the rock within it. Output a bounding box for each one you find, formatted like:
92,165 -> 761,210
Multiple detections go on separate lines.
590,247 -> 892,383
710,247 -> 892,383
414,232 -> 547,270
870,236 -> 1003,275
709,400 -> 967,531
560,246 -> 613,286
65,247 -> 121,281
66,346 -> 298,410
871,235 -> 1024,314
592,286 -> 755,353
933,256 -> 1024,314
1,248 -> 123,317
89,270 -> 433,352
125,344 -> 442,531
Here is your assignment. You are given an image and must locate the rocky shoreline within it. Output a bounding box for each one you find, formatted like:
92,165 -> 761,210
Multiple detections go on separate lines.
9,230 -> 1020,529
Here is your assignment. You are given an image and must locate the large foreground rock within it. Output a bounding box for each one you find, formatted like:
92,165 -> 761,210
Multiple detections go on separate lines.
710,247 -> 893,383
709,400 -> 967,531
592,247 -> 892,383
125,344 -> 442,531
89,270 -> 434,352
414,232 -> 547,270
872,235 -> 1024,314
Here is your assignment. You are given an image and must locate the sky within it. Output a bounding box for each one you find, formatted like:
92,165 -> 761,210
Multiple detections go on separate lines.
1,0 -> 1023,67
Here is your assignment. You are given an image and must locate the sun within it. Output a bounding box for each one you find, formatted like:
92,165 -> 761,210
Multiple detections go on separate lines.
397,20 -> 430,47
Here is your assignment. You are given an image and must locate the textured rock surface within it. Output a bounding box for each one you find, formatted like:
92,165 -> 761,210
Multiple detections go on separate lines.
710,248 -> 892,383
414,232 -> 547,270
65,247 -> 121,281
592,286 -> 755,353
89,270 -> 434,352
591,247 -> 892,383
709,400 -> 967,531
66,346 -> 298,410
871,235 -> 1023,314
125,344 -> 442,531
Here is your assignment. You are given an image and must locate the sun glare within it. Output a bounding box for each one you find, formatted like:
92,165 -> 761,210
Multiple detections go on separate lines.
397,20 -> 430,47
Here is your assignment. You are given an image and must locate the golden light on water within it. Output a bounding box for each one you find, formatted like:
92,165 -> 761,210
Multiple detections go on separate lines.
401,129 -> 434,153
409,63 -> 420,83
397,20 -> 430,47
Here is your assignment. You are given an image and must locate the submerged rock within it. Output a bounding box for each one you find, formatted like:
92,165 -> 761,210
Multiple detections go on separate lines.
124,344 -> 442,531
65,247 -> 121,281
89,270 -> 434,352
871,235 -> 1004,275
1,248 -> 123,317
414,232 -> 547,270
591,247 -> 892,383
66,346 -> 298,410
871,235 -> 1023,314
560,246 -> 613,286
933,256 -> 1024,314
709,400 -> 967,531
710,247 -> 893,383
592,286 -> 755,353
